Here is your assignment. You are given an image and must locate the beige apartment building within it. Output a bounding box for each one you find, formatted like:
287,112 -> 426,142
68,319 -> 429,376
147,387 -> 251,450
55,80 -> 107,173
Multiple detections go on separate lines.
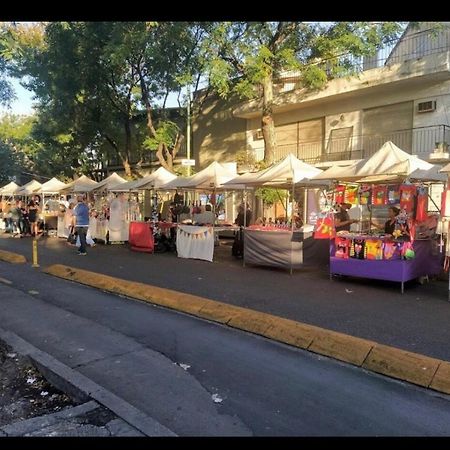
193,24 -> 450,173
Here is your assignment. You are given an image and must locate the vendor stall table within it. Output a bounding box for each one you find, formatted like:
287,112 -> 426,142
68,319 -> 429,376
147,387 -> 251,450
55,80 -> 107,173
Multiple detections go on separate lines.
330,238 -> 443,293
129,221 -> 154,253
176,224 -> 214,262
244,227 -> 330,272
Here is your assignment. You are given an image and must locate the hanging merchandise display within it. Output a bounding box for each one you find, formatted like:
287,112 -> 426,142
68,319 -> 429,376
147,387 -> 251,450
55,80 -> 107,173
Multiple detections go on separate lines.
415,186 -> 428,222
313,213 -> 335,239
372,185 -> 387,205
359,184 -> 371,205
344,184 -> 359,205
383,241 -> 401,260
349,238 -> 366,259
399,184 -> 417,213
441,189 -> 450,217
387,185 -> 400,205
335,236 -> 351,259
365,239 -> 384,260
334,185 -> 346,204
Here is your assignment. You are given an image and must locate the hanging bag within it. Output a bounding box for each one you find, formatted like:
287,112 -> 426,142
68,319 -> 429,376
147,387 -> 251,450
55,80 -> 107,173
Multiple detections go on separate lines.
67,226 -> 77,245
314,214 -> 335,239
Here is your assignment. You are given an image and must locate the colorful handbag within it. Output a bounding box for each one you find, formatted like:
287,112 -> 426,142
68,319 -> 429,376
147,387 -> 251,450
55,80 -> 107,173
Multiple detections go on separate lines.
372,185 -> 387,205
344,184 -> 359,205
314,214 -> 335,239
334,185 -> 346,205
365,239 -> 383,260
335,236 -> 351,258
359,184 -> 371,205
400,185 -> 416,213
350,238 -> 366,259
387,185 -> 400,205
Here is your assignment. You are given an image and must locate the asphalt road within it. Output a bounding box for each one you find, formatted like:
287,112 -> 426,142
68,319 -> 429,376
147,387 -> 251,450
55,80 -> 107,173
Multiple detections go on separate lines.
1,234 -> 450,361
1,261 -> 450,436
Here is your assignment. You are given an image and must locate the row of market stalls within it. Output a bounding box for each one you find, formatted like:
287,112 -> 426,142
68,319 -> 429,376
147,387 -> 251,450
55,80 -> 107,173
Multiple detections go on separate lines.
1,141 -> 449,292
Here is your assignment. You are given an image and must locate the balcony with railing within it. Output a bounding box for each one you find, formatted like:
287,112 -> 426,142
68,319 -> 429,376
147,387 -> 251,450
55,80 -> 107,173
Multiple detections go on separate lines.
249,125 -> 450,166
272,27 -> 450,95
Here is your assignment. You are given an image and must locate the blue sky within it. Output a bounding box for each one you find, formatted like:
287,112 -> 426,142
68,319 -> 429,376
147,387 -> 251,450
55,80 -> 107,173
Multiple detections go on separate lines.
0,77 -> 185,117
0,78 -> 35,115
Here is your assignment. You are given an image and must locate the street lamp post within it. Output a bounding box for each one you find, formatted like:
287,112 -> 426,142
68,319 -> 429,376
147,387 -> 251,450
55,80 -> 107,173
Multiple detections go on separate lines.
186,85 -> 191,177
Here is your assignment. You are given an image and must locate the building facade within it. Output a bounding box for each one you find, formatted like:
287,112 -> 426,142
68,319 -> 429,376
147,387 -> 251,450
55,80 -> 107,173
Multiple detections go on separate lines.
193,24 -> 450,171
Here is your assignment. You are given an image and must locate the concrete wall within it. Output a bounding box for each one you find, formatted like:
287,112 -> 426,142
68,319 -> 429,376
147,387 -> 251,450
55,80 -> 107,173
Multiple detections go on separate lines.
243,80 -> 450,159
325,111 -> 362,153
412,90 -> 450,155
192,93 -> 247,169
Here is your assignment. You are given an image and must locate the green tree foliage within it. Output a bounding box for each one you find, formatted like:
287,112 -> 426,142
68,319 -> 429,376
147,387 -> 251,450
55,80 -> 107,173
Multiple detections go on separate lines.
255,187 -> 286,207
7,21 -> 204,177
0,141 -> 22,185
199,22 -> 406,164
0,114 -> 37,182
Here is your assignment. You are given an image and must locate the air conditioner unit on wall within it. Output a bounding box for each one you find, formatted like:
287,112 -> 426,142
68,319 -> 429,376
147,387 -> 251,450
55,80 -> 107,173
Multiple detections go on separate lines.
417,100 -> 436,113
253,129 -> 264,140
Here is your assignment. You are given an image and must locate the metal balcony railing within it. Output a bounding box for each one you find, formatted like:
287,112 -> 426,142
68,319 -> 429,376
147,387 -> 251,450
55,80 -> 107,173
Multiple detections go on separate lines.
272,27 -> 450,94
249,125 -> 450,165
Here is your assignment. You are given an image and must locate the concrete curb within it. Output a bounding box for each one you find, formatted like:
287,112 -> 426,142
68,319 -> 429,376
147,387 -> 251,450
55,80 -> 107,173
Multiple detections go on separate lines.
1,401 -> 100,436
0,327 -> 176,437
0,249 -> 26,264
43,264 -> 450,397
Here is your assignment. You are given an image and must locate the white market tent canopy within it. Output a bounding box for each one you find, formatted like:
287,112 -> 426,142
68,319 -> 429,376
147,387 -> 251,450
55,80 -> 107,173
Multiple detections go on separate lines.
313,141 -> 445,183
60,175 -> 98,193
222,167 -> 271,190
243,153 -> 323,188
176,161 -> 237,190
161,175 -> 192,190
111,167 -> 178,192
16,180 -> 42,196
109,177 -> 144,192
0,181 -> 21,196
39,177 -> 68,194
134,167 -> 177,190
439,161 -> 450,173
87,172 -> 127,192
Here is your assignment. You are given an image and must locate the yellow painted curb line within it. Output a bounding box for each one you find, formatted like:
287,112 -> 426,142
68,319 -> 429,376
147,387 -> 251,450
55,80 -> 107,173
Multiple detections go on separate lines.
0,249 -> 26,264
362,344 -> 440,388
309,329 -> 375,366
430,361 -> 450,395
43,264 -> 450,396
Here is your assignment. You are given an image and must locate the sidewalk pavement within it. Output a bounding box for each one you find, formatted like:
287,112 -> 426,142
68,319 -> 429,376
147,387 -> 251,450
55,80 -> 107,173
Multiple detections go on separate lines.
1,233 -> 450,394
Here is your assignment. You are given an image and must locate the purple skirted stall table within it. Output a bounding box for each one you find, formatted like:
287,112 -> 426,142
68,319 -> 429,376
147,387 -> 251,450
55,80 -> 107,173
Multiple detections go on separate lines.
330,239 -> 443,293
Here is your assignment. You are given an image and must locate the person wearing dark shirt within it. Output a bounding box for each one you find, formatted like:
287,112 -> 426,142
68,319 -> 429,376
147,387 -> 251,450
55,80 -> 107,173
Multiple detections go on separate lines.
372,206 -> 410,238
334,203 -> 358,232
234,203 -> 252,227
384,206 -> 399,234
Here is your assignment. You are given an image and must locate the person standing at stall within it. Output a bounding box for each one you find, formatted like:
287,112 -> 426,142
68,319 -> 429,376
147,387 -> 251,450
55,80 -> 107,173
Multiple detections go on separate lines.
372,206 -> 410,238
334,203 -> 358,232
72,195 -> 90,255
28,200 -> 39,237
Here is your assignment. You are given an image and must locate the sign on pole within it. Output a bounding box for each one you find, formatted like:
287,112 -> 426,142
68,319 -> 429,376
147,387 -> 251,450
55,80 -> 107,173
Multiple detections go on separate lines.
181,159 -> 195,166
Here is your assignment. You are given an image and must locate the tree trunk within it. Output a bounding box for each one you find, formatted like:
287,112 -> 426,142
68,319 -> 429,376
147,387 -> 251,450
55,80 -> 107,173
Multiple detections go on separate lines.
122,157 -> 132,178
155,143 -> 172,172
124,118 -> 132,167
261,74 -> 276,165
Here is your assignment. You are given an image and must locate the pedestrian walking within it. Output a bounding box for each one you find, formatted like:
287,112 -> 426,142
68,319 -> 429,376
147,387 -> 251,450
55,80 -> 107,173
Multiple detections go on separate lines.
72,195 -> 89,255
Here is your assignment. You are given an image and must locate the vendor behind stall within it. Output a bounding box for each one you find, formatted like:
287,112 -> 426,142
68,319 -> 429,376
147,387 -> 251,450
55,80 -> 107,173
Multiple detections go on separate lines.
372,206 -> 410,239
334,203 -> 358,232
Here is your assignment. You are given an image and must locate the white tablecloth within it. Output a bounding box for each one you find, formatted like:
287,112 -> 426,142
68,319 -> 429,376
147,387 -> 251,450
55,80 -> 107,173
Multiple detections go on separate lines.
176,225 -> 214,262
